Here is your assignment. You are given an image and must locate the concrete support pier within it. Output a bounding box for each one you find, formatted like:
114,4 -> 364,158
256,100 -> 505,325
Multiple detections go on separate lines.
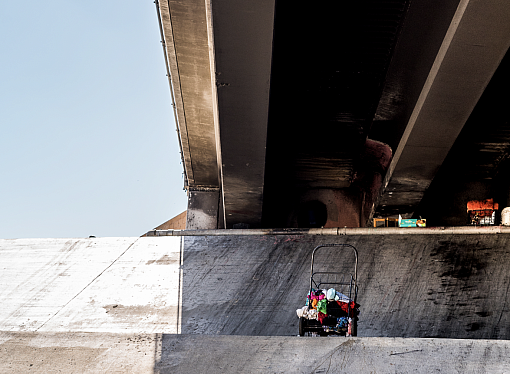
185,189 -> 220,229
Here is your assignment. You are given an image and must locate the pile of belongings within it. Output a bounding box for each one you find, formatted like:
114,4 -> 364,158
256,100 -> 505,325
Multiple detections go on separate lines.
296,288 -> 359,335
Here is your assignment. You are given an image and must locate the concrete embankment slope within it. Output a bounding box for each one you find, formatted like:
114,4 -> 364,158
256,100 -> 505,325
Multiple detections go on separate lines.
2,332 -> 510,373
1,232 -> 509,338
180,232 -> 510,339
0,237 -> 182,333
1,232 -> 510,372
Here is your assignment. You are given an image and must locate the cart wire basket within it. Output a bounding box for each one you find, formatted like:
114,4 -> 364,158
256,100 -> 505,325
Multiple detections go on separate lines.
298,244 -> 359,337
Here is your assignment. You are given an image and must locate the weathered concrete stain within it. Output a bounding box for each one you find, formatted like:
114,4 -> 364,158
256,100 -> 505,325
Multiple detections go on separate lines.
270,140 -> 393,229
0,332 -> 156,374
146,253 -> 179,265
180,234 -> 510,339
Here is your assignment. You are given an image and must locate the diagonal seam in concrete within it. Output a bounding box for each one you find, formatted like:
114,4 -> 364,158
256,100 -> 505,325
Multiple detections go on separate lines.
34,238 -> 139,332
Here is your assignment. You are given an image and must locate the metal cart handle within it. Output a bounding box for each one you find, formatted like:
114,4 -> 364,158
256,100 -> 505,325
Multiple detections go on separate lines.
309,244 -> 358,296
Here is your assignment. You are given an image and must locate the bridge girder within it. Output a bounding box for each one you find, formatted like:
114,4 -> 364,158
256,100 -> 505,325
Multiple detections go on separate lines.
158,0 -> 510,228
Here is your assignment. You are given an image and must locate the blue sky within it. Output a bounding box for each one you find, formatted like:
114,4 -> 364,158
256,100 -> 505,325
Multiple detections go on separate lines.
0,1 -> 187,238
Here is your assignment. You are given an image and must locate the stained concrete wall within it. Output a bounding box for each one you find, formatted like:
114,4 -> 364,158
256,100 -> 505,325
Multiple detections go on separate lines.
186,189 -> 219,229
266,140 -> 392,229
179,233 -> 510,339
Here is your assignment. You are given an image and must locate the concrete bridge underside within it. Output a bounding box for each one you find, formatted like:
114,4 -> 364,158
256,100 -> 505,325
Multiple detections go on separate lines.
158,0 -> 510,229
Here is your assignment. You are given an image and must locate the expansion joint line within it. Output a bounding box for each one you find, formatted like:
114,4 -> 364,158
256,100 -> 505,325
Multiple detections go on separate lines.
177,236 -> 184,334
35,238 -> 140,331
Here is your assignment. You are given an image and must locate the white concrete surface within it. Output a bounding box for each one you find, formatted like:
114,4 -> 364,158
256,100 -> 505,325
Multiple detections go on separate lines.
0,237 -> 182,333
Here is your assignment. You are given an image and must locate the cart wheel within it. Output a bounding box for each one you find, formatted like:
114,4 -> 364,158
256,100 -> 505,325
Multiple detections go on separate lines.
351,318 -> 358,337
299,317 -> 306,336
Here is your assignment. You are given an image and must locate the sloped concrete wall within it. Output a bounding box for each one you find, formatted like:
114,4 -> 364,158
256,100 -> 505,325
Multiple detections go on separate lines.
0,237 -> 182,333
2,233 -> 509,339
180,234 -> 510,338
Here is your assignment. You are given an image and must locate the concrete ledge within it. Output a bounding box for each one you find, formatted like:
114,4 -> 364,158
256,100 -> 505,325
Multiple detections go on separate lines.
1,332 -> 509,373
146,225 -> 510,236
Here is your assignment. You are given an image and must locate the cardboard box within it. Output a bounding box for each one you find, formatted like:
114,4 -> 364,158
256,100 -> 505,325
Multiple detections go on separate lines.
399,219 -> 417,227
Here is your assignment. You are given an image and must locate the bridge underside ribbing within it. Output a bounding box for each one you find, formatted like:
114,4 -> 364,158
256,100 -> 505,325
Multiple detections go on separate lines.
159,0 -> 510,230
